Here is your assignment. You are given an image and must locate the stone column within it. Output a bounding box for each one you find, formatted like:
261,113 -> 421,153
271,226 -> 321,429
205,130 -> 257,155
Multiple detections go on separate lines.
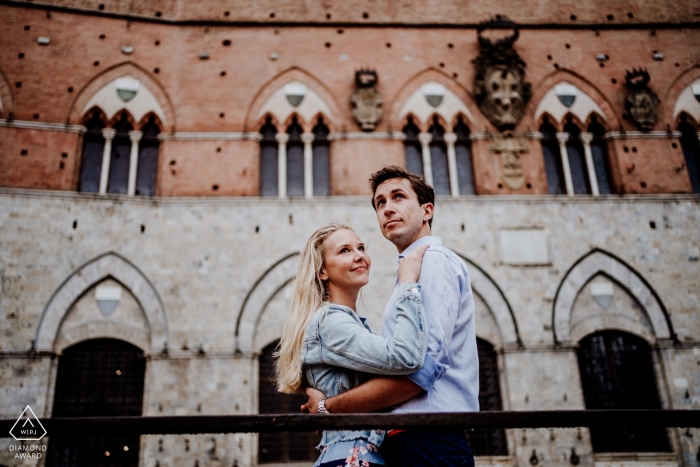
579,132 -> 599,197
275,133 -> 289,198
556,132 -> 574,196
127,131 -> 143,196
301,133 -> 315,199
418,133 -> 433,187
444,133 -> 459,197
98,128 -> 116,194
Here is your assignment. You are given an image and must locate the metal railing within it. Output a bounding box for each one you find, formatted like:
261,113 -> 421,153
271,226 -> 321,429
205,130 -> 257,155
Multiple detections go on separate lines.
1,410 -> 697,437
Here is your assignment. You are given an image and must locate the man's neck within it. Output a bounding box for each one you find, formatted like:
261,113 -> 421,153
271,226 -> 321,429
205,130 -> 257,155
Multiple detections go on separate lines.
395,223 -> 432,254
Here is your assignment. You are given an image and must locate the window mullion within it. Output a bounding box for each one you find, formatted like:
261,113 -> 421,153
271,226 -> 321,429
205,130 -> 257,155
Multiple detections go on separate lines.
99,129 -> 116,194
580,132 -> 599,196
418,132 -> 434,186
301,133 -> 315,199
127,131 -> 143,196
275,133 -> 289,199
556,132 -> 575,196
444,132 -> 459,197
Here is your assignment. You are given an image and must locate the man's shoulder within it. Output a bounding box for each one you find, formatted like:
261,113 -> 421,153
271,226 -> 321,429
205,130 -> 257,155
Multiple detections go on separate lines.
425,244 -> 467,271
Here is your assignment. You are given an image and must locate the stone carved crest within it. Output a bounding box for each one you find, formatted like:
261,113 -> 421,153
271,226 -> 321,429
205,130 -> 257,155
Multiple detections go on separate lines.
351,69 -> 383,131
625,68 -> 660,131
474,16 -> 532,131
489,131 -> 529,190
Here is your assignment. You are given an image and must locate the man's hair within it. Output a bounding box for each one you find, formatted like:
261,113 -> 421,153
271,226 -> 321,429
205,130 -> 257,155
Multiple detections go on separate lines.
369,165 -> 435,227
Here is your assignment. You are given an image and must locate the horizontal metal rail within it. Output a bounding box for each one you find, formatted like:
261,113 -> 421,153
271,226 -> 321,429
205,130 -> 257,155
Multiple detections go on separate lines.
1,410 -> 697,437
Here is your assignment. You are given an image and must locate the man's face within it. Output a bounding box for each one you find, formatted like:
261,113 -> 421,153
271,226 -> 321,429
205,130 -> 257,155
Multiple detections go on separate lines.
373,178 -> 430,246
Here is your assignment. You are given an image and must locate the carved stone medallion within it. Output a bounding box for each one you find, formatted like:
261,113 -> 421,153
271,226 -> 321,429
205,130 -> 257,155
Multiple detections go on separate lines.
489,131 -> 529,190
625,68 -> 660,131
351,69 -> 383,131
473,16 -> 532,131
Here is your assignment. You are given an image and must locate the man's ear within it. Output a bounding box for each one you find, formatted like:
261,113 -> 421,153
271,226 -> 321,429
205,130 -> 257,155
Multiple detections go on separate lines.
422,203 -> 434,223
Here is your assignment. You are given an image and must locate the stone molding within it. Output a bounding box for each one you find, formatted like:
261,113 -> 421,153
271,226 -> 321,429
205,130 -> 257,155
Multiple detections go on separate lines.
158,132 -> 262,141
327,131 -> 406,141
604,130 -> 682,140
54,321 -> 151,353
35,251 -> 168,353
552,250 -> 672,344
0,119 -> 86,133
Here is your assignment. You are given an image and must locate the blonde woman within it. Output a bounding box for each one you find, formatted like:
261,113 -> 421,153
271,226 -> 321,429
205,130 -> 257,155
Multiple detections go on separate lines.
276,223 -> 437,467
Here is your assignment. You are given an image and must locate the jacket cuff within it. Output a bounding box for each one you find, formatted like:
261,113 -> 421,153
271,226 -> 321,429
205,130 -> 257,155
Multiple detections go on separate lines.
396,281 -> 421,298
407,353 -> 445,391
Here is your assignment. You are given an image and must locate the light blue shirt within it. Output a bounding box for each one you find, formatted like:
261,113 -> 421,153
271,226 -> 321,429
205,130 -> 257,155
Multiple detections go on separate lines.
381,236 -> 480,413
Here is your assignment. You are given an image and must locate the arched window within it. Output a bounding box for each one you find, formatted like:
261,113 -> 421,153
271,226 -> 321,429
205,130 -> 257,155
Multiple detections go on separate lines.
577,331 -> 670,453
79,109 -> 106,193
403,116 -> 423,176
540,116 -> 565,194
136,115 -> 160,196
259,117 -> 279,197
312,118 -> 331,196
563,117 -> 591,194
678,114 -> 700,193
588,115 -> 613,194
428,117 -> 450,195
47,338 -> 146,467
107,112 -> 134,195
286,117 -> 304,197
465,338 -> 508,456
258,341 -> 319,463
454,116 -> 475,195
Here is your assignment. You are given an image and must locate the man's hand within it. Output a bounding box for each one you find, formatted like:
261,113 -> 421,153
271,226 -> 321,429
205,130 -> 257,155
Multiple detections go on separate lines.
301,387 -> 326,414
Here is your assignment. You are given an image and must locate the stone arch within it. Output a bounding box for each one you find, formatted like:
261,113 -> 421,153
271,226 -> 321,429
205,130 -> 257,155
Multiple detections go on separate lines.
35,252 -> 168,353
235,253 -> 300,353
391,68 -> 484,132
552,249 -> 674,345
525,69 -> 621,132
0,68 -> 15,119
454,253 -> 522,348
68,62 -> 175,132
245,67 -> 341,133
667,65 -> 700,123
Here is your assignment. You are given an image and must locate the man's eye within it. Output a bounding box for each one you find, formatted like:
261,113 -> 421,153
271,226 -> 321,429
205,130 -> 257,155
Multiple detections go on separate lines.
395,194 -> 404,200
377,200 -> 385,206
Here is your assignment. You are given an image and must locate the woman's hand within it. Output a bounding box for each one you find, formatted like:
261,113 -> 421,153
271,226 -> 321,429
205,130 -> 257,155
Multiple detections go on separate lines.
397,244 -> 430,284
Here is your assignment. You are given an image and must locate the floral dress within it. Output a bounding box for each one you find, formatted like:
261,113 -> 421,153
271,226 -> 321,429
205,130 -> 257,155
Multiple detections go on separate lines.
317,438 -> 384,467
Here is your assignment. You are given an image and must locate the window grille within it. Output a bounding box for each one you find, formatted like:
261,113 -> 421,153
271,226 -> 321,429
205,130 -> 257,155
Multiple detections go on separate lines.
465,339 -> 508,456
588,117 -> 613,195
428,117 -> 450,195
454,117 -> 475,195
47,338 -> 146,467
258,341 -> 320,463
540,118 -> 565,194
286,117 -> 304,197
136,115 -> 159,197
107,112 -> 133,195
678,115 -> 700,193
563,118 -> 591,194
260,117 -> 279,197
312,118 -> 331,196
577,331 -> 670,453
78,110 -> 106,193
403,117 -> 423,176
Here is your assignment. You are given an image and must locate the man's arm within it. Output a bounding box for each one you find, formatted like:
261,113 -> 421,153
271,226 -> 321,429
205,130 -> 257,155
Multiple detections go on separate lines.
302,376 -> 423,414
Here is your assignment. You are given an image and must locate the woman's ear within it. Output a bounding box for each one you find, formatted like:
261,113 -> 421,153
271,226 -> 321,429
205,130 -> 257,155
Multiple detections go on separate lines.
318,268 -> 328,281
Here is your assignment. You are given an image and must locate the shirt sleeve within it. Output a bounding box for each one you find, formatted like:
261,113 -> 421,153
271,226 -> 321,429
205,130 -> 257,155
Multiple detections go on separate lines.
316,282 -> 428,375
407,352 -> 446,391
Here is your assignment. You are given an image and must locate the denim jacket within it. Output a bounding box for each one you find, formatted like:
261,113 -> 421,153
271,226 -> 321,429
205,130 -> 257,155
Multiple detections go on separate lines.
302,281 -> 434,449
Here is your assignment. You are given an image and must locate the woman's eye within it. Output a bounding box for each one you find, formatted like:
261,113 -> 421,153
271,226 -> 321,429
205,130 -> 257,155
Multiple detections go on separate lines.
358,246 -> 365,251
340,248 -> 349,253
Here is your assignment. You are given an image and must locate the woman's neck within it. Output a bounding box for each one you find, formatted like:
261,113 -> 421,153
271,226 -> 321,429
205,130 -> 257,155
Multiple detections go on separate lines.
327,286 -> 359,312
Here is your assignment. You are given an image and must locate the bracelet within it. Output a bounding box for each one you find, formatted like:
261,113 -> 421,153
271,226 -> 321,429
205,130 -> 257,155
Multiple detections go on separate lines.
317,397 -> 329,414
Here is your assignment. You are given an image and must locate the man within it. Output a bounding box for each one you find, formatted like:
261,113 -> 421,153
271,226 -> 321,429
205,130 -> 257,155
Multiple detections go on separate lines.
302,166 -> 479,466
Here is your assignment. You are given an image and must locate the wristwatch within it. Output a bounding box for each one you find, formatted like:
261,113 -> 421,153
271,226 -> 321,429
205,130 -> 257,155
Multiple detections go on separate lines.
317,397 -> 329,414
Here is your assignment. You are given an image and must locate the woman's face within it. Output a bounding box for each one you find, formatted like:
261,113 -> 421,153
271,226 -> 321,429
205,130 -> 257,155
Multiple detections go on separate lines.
320,229 -> 371,292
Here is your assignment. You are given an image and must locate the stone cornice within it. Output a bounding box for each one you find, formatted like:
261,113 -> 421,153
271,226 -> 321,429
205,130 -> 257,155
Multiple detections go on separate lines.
0,119 -> 85,133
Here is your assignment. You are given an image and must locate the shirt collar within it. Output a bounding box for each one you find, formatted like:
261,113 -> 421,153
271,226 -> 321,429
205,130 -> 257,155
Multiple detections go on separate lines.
398,236 -> 442,258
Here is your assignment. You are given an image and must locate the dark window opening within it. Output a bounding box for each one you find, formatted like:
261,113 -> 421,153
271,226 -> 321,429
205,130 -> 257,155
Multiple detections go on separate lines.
47,338 -> 145,467
540,116 -> 565,194
107,112 -> 133,195
454,116 -> 475,195
79,109 -> 106,193
136,115 -> 160,196
403,116 -> 423,176
286,117 -> 304,197
577,331 -> 670,453
428,116 -> 450,195
260,117 -> 279,197
678,115 -> 700,193
563,117 -> 590,194
258,341 -> 319,463
312,118 -> 331,196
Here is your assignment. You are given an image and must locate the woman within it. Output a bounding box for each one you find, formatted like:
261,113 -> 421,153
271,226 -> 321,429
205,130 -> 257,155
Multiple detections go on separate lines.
276,223 -> 430,467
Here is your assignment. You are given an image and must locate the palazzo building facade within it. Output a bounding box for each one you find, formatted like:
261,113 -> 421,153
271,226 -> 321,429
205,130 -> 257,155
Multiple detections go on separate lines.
0,0 -> 699,466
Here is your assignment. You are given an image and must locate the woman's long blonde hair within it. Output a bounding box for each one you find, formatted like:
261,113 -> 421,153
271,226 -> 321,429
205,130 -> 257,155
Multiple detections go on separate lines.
275,222 -> 352,394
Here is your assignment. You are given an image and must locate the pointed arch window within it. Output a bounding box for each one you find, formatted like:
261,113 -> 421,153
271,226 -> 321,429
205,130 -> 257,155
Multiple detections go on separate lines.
258,341 -> 319,463
563,117 -> 591,195
136,115 -> 160,196
79,109 -> 106,193
428,117 -> 450,195
540,117 -> 565,194
312,118 -> 331,196
587,116 -> 613,195
286,117 -> 305,197
577,331 -> 670,453
46,338 -> 145,467
403,116 -> 423,176
260,117 -> 279,197
107,112 -> 134,195
454,117 -> 475,195
678,115 -> 700,193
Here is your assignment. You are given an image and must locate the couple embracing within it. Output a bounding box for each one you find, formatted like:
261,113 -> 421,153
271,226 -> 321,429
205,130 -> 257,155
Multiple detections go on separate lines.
276,166 -> 479,467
